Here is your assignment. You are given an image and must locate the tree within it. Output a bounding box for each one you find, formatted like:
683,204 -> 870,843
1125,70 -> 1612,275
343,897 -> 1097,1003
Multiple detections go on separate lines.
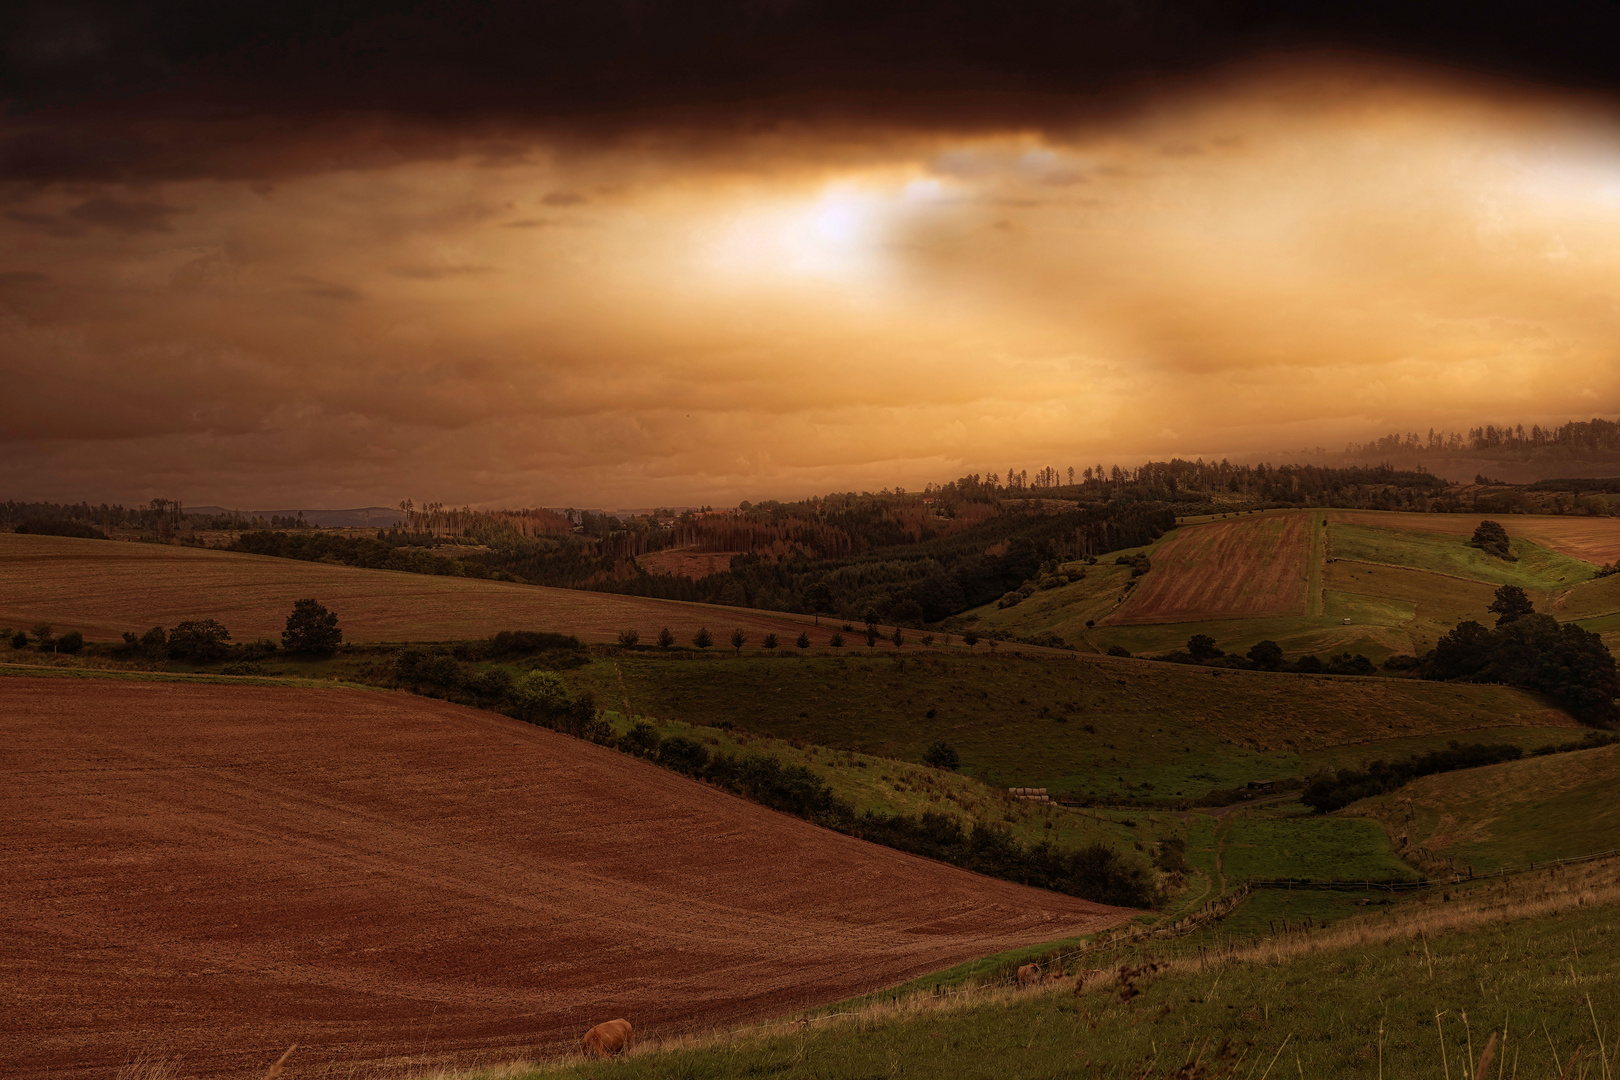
796,631 -> 811,649
1469,520 -> 1516,561
1488,584 -> 1534,626
828,632 -> 845,649
511,669 -> 571,722
168,618 -> 232,662
730,627 -> 748,654
56,630 -> 84,654
139,625 -> 166,651
762,632 -> 778,651
693,627 -> 713,650
803,581 -> 834,626
617,628 -> 640,647
891,627 -> 905,648
865,627 -> 879,650
1187,634 -> 1222,662
31,623 -> 52,647
9,629 -> 29,649
923,740 -> 960,770
1247,640 -> 1284,670
862,607 -> 880,636
282,599 -> 342,655
961,630 -> 980,647
657,626 -> 675,649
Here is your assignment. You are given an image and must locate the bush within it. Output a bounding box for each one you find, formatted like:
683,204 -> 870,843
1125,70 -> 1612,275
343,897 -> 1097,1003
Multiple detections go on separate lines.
10,629 -> 29,649
1302,741 -> 1527,813
167,619 -> 232,662
828,632 -> 844,648
657,626 -> 675,649
621,720 -> 663,756
1187,634 -> 1222,661
657,735 -> 711,773
961,630 -> 979,647
14,518 -> 107,539
486,630 -> 582,657
795,631 -> 810,649
1106,644 -> 1131,657
55,630 -> 84,654
282,599 -> 342,655
693,627 -> 713,649
1247,640 -> 1283,669
617,628 -> 639,648
923,740 -> 960,770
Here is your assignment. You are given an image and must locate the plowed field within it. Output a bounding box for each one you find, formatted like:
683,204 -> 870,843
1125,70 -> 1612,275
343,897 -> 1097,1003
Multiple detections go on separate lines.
1,676 -> 1128,1078
1325,511 -> 1620,564
0,534 -> 820,645
1106,513 -> 1313,625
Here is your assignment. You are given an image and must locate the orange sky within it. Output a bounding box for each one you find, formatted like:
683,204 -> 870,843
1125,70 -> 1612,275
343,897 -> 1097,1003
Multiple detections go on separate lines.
3,63 -> 1620,507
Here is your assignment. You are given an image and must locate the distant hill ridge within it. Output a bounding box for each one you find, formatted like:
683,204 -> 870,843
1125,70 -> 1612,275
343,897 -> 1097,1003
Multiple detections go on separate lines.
187,506 -> 405,528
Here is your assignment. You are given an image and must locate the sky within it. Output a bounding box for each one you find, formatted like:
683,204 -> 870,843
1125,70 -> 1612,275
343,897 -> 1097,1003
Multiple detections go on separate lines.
4,2 -> 1620,509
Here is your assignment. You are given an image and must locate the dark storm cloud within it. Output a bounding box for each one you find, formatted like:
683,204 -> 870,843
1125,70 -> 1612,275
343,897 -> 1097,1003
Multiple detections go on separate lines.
66,197 -> 181,232
4,0 -> 1620,183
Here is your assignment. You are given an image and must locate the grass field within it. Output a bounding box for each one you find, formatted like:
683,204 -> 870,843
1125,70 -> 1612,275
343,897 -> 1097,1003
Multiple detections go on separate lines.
1351,743 -> 1620,873
1326,522 -> 1596,589
1328,509 -> 1620,564
571,653 -> 1575,801
517,856 -> 1620,1080
1106,512 -> 1313,625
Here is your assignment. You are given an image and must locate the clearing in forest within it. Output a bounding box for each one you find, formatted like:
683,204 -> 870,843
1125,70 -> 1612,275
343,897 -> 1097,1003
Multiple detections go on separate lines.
1,675 -> 1128,1078
1105,513 -> 1313,625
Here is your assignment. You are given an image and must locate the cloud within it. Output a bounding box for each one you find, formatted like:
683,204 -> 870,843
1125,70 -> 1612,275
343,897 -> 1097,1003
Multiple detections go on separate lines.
66,197 -> 181,233
541,191 -> 587,206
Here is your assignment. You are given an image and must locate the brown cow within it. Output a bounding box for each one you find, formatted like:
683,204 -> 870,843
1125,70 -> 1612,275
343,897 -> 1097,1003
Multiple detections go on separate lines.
581,1018 -> 633,1059
1016,963 -> 1040,987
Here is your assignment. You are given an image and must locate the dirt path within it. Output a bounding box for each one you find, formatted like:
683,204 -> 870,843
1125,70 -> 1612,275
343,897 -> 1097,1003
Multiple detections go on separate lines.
1,677 -> 1132,1078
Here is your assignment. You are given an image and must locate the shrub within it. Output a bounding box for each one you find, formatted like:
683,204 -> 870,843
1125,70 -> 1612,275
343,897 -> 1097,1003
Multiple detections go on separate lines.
55,630 -> 84,654
828,632 -> 844,648
891,627 -> 905,648
923,740 -> 960,770
621,721 -> 663,756
31,623 -> 53,647
282,599 -> 342,655
795,632 -> 810,649
14,518 -> 107,539
1106,644 -> 1131,657
486,630 -> 582,657
139,626 -> 167,650
617,628 -> 639,648
511,669 -> 571,719
657,735 -> 711,774
762,632 -> 778,650
961,630 -> 980,647
1187,634 -> 1222,661
693,627 -> 713,649
168,619 -> 232,662
1247,640 -> 1283,669
730,628 -> 747,654
1302,741 -> 1527,813
10,630 -> 30,649
657,626 -> 675,649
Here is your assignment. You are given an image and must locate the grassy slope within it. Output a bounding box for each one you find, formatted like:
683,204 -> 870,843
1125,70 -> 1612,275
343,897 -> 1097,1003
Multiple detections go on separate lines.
571,653 -> 1573,802
966,515 -> 1614,662
532,861 -> 1620,1080
1350,744 -> 1620,872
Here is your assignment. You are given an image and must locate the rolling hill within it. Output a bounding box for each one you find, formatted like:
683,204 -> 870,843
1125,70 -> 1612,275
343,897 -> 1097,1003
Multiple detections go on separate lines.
0,674 -> 1130,1078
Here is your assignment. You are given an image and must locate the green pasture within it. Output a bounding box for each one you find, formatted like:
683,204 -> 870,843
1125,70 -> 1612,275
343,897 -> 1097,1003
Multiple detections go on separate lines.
1218,808 -> 1416,883
1353,744 -> 1620,873
575,653 -> 1572,802
1327,523 -> 1595,589
534,875 -> 1620,1080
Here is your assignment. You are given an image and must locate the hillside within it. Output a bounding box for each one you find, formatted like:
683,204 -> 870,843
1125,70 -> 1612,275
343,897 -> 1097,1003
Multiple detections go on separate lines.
965,508 -> 1620,660
573,652 -> 1576,801
0,675 -> 1130,1078
0,533 -> 827,646
1349,743 -> 1620,872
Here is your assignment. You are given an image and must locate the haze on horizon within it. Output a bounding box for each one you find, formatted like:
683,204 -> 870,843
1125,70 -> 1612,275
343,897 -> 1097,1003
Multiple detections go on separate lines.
4,2 -> 1620,509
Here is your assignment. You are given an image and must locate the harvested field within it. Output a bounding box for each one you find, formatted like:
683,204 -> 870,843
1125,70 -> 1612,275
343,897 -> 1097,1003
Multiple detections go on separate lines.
0,676 -> 1129,1078
635,547 -> 743,578
1105,513 -> 1312,625
1326,510 -> 1620,564
0,533 -> 823,645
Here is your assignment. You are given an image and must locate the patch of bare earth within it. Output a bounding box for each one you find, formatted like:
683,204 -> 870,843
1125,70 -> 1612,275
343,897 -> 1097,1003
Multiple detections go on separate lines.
1105,514 -> 1312,625
1,677 -> 1131,1078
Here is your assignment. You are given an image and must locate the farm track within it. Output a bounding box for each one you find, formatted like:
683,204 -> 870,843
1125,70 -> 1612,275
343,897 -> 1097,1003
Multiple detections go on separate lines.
1,676 -> 1131,1078
1106,514 -> 1313,625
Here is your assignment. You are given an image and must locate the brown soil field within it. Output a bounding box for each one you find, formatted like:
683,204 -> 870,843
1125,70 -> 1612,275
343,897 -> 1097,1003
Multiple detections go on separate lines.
1106,513 -> 1313,625
1325,510 -> 1620,564
1,676 -> 1128,1078
634,547 -> 743,578
0,534 -> 826,645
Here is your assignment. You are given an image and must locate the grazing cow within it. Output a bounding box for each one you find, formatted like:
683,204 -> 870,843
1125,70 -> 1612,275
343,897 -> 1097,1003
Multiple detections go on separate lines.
581,1018 -> 633,1058
1016,963 -> 1040,987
